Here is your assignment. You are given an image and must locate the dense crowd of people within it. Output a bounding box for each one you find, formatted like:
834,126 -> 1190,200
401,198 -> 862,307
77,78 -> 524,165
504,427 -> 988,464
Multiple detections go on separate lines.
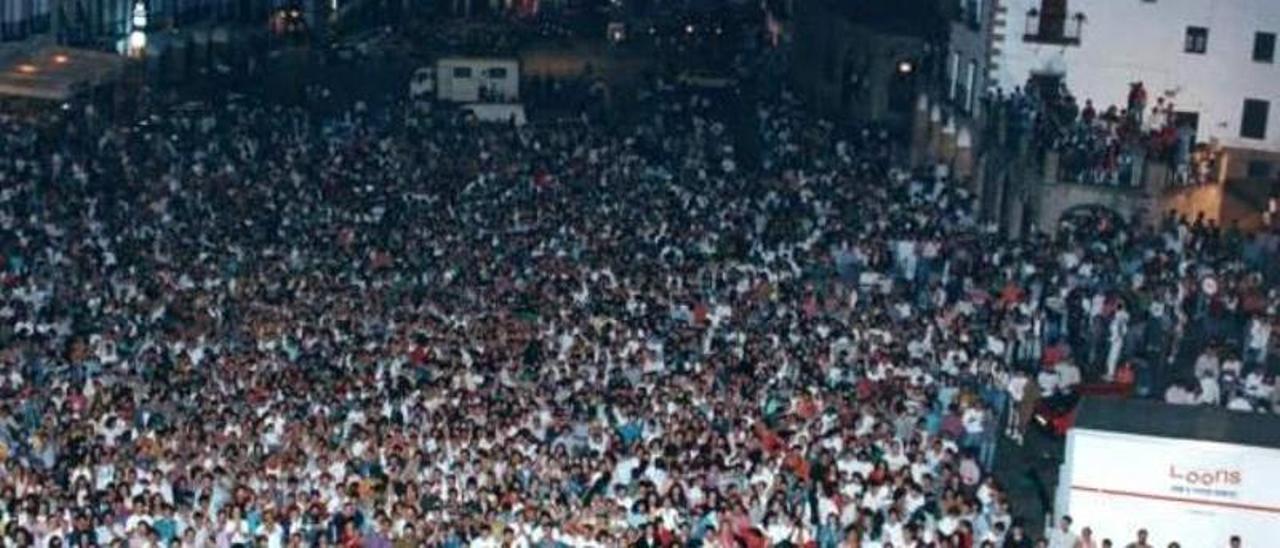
994,81 -> 1226,188
0,39 -> 1275,548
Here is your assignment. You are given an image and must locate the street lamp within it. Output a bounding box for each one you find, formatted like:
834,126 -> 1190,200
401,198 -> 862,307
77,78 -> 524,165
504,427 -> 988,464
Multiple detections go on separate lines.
897,61 -> 914,74
127,1 -> 148,58
132,1 -> 147,29
128,30 -> 147,54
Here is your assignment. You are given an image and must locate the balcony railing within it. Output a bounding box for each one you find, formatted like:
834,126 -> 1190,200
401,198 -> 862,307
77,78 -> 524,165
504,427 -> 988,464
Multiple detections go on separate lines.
1024,9 -> 1085,46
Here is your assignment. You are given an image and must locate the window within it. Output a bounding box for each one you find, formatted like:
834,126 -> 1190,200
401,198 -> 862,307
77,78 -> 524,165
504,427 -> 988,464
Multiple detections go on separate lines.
1184,26 -> 1208,54
965,0 -> 982,28
1254,32 -> 1276,63
486,67 -> 508,79
967,60 -> 980,112
1241,99 -> 1270,140
1024,0 -> 1083,45
453,66 -> 472,78
1040,0 -> 1067,38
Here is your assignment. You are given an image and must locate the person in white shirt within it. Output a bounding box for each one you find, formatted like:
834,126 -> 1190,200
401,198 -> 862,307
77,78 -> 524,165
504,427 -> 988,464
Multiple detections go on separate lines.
1226,393 -> 1255,412
1056,361 -> 1082,392
1005,372 -> 1027,439
1246,316 -> 1271,366
1037,367 -> 1062,397
1194,348 -> 1221,379
1047,515 -> 1079,548
222,505 -> 251,546
1198,371 -> 1221,406
962,405 -> 985,440
764,514 -> 796,545
1106,305 -> 1130,379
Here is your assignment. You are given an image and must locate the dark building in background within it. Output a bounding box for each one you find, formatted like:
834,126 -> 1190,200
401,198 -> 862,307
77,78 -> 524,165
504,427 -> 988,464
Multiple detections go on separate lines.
795,1 -> 1069,237
790,0 -> 949,131
790,0 -> 1000,152
0,0 -> 289,48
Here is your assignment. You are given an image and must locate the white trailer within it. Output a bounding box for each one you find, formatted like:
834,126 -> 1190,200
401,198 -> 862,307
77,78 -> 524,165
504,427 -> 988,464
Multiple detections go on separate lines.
1055,399 -> 1280,548
434,57 -> 519,103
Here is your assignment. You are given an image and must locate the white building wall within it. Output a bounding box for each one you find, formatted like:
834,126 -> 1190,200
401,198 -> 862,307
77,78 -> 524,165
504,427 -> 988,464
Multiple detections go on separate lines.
994,0 -> 1280,153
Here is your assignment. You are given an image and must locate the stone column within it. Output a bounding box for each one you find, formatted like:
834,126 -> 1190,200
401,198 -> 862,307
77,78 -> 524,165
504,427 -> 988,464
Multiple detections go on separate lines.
1043,151 -> 1060,184
910,94 -> 930,168
955,125 -> 973,181
927,104 -> 943,166
940,119 -> 957,174
1006,186 -> 1025,240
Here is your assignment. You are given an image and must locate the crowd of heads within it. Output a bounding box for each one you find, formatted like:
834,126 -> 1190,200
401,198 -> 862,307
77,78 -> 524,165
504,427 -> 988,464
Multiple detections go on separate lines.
0,40 -> 1274,548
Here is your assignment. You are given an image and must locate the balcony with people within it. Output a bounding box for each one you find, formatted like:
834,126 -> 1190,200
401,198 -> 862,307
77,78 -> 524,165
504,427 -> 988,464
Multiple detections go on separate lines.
988,79 -> 1227,191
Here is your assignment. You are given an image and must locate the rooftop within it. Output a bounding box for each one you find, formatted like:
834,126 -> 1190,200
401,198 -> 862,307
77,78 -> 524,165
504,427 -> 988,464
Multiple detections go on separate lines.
0,45 -> 127,101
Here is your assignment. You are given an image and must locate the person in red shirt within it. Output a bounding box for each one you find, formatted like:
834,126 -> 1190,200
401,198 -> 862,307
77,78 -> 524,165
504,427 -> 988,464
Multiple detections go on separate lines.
339,520 -> 361,548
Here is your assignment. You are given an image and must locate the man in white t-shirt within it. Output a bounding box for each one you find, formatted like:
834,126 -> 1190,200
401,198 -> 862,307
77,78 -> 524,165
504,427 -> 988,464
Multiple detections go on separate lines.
1037,367 -> 1062,397
1047,515 -> 1079,548
1005,372 -> 1030,442
1056,361 -> 1082,392
1246,316 -> 1271,365
1198,371 -> 1221,406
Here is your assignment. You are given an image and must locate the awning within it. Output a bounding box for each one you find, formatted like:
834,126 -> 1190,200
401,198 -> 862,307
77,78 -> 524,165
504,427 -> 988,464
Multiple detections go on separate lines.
0,46 -> 127,101
1074,397 -> 1280,449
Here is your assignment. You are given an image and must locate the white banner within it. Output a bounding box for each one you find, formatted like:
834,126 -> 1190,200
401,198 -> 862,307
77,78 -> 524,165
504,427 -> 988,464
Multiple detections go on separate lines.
1057,428 -> 1280,548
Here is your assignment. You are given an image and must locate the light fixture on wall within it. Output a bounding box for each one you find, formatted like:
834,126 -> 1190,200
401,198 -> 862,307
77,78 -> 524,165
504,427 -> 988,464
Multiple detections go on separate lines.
132,1 -> 148,30
128,1 -> 148,57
